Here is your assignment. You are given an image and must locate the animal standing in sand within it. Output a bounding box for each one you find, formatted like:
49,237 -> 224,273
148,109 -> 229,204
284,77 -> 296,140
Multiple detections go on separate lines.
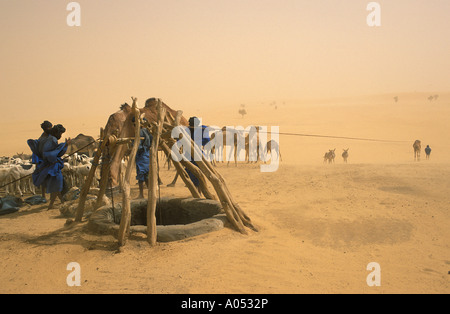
245,126 -> 262,164
342,148 -> 349,163
67,134 -> 98,157
13,152 -> 32,161
101,98 -> 189,188
413,140 -> 421,161
210,127 -> 246,167
323,149 -> 336,164
264,139 -> 282,163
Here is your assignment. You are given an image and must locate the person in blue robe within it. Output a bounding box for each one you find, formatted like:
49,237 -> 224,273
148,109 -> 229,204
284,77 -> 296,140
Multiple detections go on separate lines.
185,117 -> 211,195
132,118 -> 153,199
136,127 -> 153,198
425,145 -> 432,160
30,121 -> 53,197
28,124 -> 69,209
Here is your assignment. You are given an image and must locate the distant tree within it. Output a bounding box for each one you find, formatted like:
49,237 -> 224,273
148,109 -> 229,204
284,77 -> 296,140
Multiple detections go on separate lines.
238,108 -> 247,118
434,94 -> 439,101
428,95 -> 434,102
394,96 -> 398,103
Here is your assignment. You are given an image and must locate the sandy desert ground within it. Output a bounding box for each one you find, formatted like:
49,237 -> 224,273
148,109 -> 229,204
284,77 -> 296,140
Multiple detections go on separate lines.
0,93 -> 449,294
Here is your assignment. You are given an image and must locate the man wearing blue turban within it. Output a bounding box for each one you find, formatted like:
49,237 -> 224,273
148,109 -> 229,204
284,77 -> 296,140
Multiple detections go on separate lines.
28,124 -> 69,209
186,117 -> 210,194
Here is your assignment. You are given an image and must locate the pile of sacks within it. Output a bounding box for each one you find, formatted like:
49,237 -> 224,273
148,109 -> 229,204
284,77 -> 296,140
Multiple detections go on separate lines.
0,196 -> 24,216
0,195 -> 49,216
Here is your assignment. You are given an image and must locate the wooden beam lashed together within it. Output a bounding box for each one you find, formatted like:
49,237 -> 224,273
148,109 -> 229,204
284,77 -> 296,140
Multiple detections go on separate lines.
179,159 -> 216,200
159,142 -> 202,198
74,97 -> 255,248
75,128 -> 107,222
164,123 -> 257,234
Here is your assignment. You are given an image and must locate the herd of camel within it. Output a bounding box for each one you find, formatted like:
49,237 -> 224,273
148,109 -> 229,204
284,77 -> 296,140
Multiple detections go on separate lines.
64,99 -> 284,188
63,100 -> 429,178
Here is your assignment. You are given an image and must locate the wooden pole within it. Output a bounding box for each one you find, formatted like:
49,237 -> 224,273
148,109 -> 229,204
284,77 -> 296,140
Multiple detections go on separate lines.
180,127 -> 255,234
179,159 -> 216,200
74,129 -> 105,222
113,137 -> 145,144
118,97 -> 140,246
204,157 -> 258,232
160,142 -> 201,198
175,110 -> 183,126
147,99 -> 166,246
93,144 -> 118,211
150,114 -> 256,234
161,126 -> 246,233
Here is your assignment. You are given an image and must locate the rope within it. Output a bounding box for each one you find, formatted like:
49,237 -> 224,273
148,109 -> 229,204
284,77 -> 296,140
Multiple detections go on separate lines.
203,126 -> 408,143
270,131 -> 408,143
1,126 -> 409,191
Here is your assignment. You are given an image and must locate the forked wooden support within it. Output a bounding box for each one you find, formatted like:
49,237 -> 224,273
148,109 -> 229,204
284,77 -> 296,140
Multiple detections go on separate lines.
75,128 -> 106,222
163,124 -> 258,234
147,99 -> 166,246
118,97 -> 140,246
159,142 -> 202,198
179,159 -> 216,200
93,143 -> 118,212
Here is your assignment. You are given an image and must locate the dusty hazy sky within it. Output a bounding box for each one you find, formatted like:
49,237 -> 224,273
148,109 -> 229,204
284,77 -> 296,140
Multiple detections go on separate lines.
0,1 -> 449,136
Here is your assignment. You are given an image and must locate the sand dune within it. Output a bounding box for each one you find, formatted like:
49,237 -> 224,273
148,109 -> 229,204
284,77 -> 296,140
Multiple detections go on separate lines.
0,162 -> 449,293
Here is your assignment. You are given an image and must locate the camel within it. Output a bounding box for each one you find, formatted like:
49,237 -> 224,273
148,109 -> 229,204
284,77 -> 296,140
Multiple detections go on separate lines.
413,140 -> 421,161
210,126 -> 262,166
323,149 -> 336,164
244,126 -> 263,164
192,126 -> 263,167
342,148 -> 349,163
264,139 -> 282,163
67,134 -> 98,157
101,98 -> 188,188
210,127 -> 246,167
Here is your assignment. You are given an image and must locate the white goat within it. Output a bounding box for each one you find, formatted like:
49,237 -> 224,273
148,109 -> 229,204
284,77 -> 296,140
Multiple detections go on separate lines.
0,166 -> 12,195
9,164 -> 36,196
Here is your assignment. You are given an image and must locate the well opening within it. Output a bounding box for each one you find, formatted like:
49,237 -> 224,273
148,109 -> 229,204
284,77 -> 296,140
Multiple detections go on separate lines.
88,197 -> 227,242
124,197 -> 223,226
